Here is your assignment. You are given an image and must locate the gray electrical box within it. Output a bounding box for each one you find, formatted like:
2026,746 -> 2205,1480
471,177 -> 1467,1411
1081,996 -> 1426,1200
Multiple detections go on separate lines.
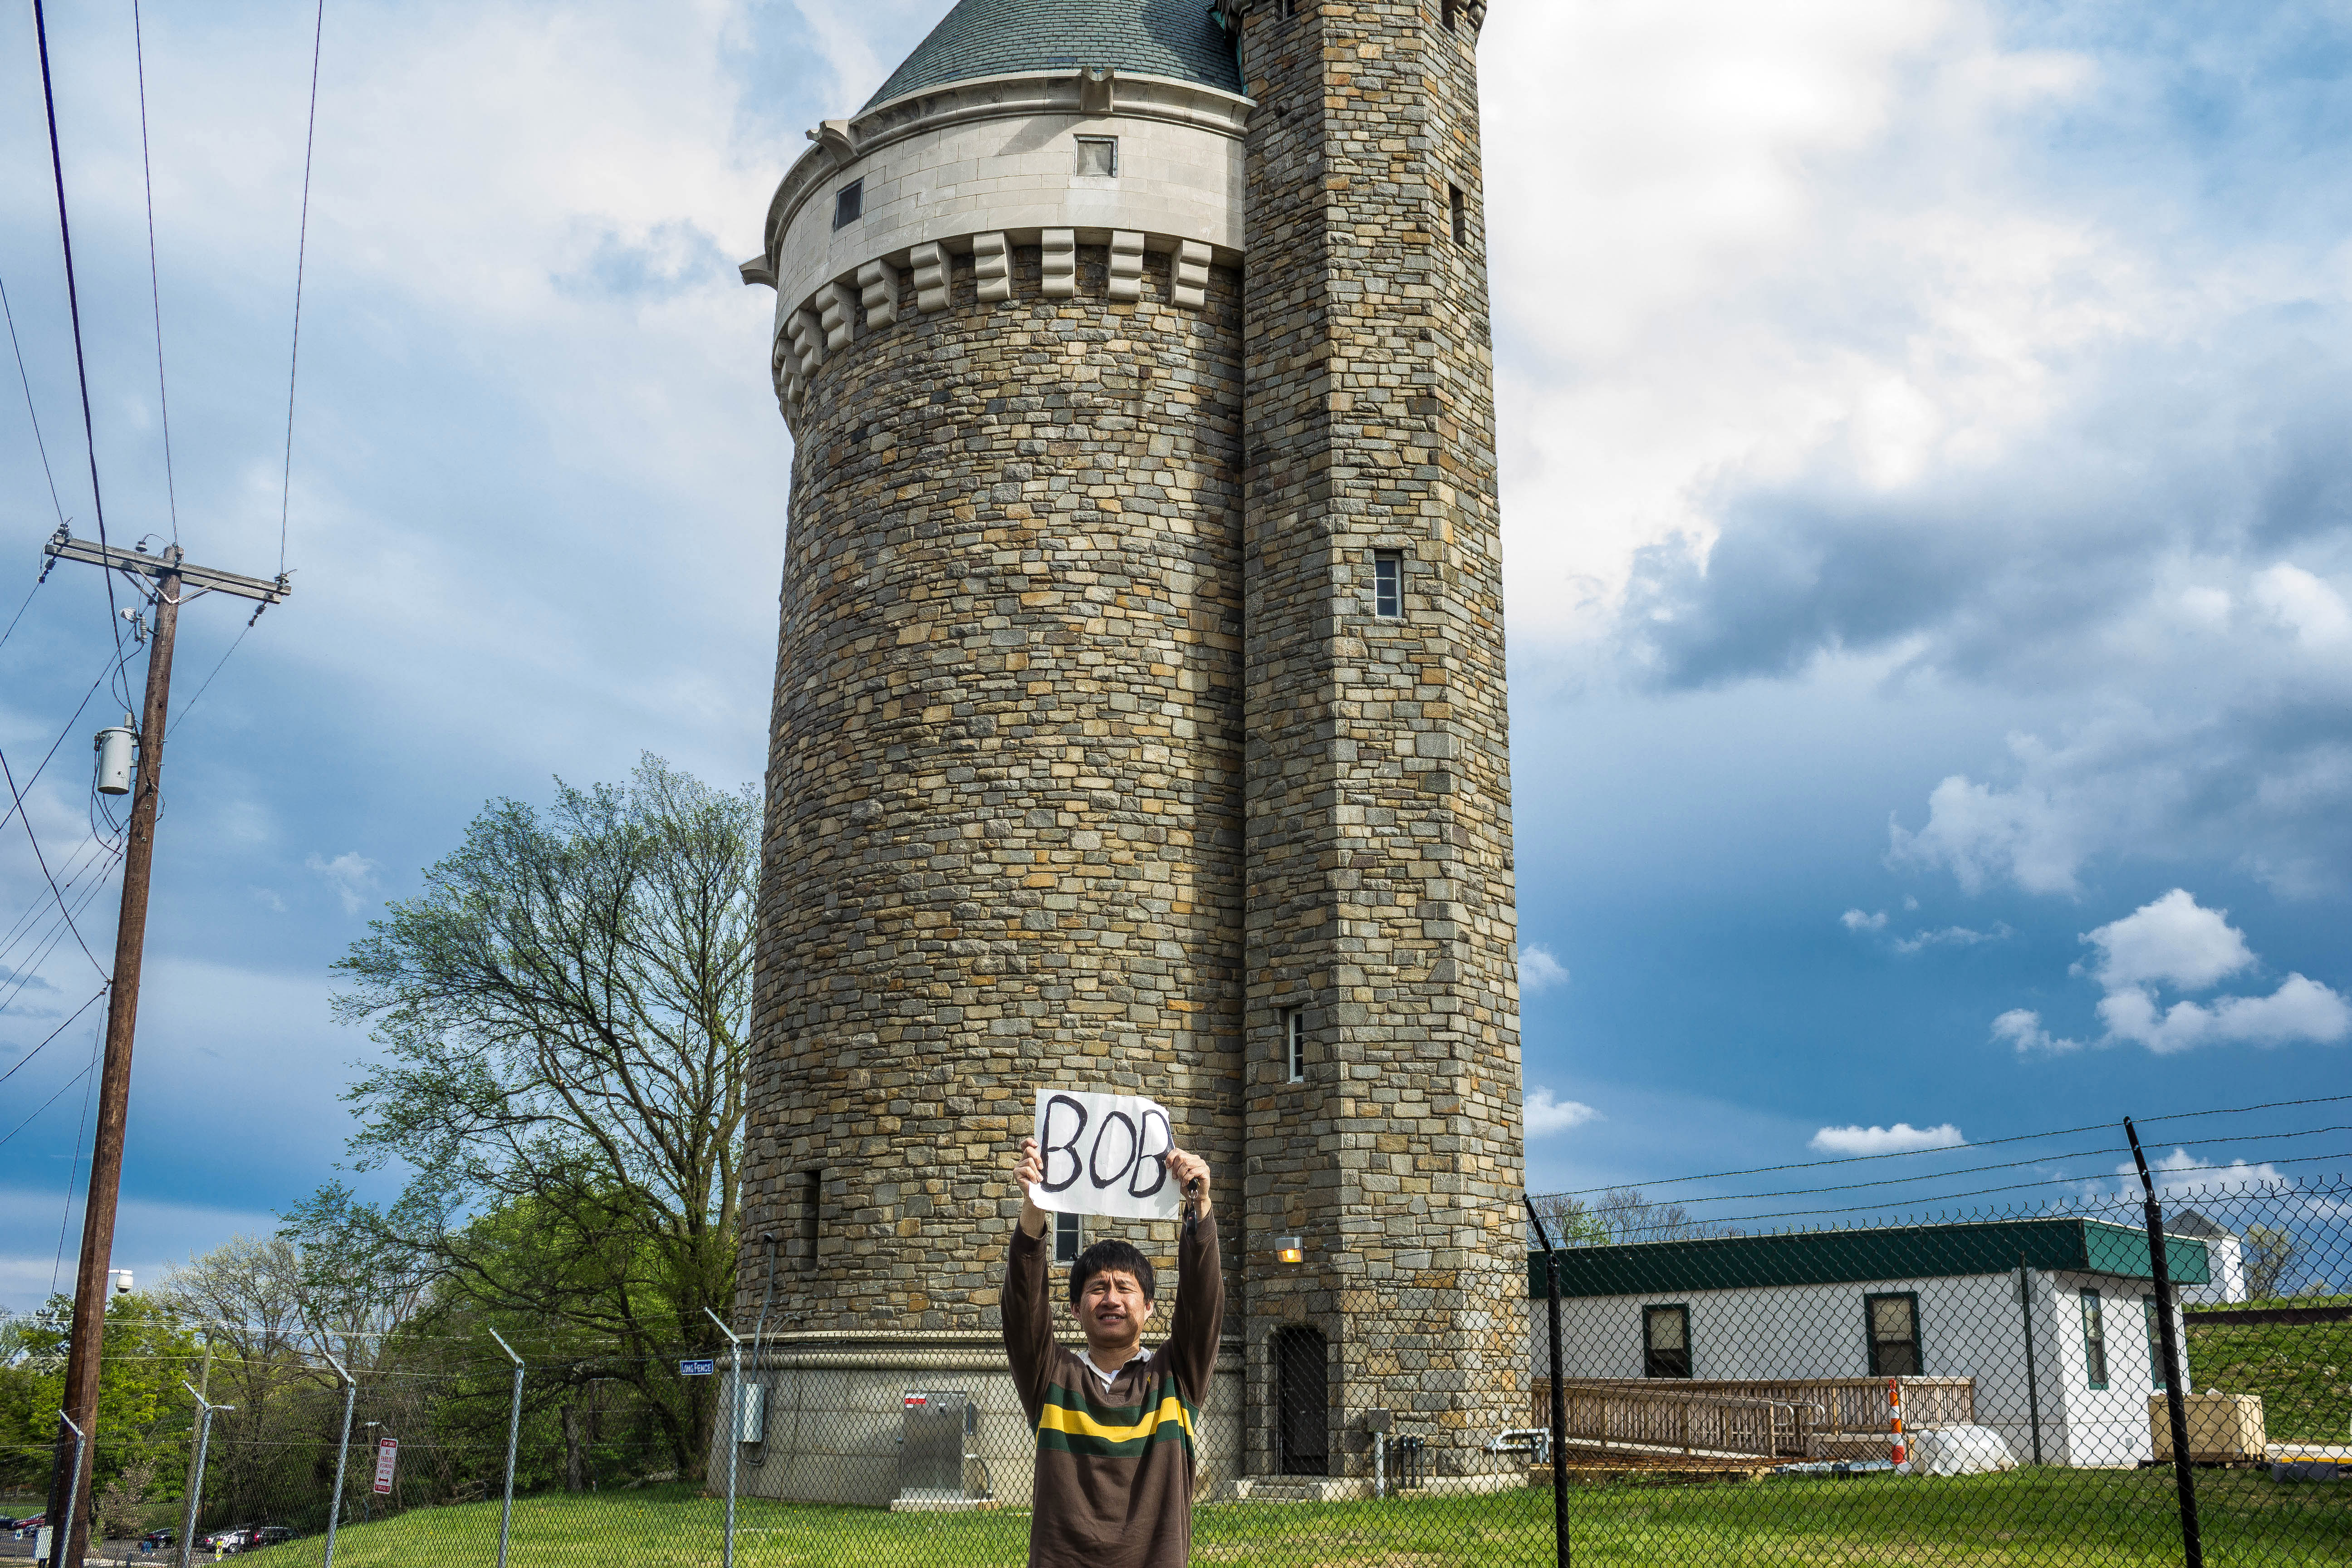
735,1381 -> 766,1445
895,1390 -> 983,1507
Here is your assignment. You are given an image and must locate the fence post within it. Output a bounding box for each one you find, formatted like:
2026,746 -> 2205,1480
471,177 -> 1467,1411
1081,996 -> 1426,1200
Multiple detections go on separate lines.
2125,1118 -> 2204,1568
486,1330 -> 525,1568
177,1382 -> 230,1568
45,1412 -> 87,1568
319,1355 -> 357,1568
1522,1199 -> 1569,1568
2015,1255 -> 2044,1466
703,1308 -> 743,1568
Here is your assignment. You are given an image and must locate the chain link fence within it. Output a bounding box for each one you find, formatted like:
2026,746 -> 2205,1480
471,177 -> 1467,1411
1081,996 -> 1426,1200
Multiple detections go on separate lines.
5,1169 -> 2347,1567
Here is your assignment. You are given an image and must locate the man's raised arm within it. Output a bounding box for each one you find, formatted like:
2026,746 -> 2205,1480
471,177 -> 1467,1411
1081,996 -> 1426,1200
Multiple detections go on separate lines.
1002,1137 -> 1057,1425
1160,1147 -> 1223,1404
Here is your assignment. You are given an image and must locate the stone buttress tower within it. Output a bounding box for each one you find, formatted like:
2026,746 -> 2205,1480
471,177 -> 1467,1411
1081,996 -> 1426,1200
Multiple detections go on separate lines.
735,0 -> 1519,1495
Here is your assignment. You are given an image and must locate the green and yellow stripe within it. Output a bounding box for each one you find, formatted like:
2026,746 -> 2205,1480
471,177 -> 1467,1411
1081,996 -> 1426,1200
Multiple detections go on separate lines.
1035,1383 -> 1198,1460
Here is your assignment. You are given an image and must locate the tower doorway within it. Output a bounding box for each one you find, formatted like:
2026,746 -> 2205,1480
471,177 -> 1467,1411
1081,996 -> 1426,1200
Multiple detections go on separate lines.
1274,1326 -> 1329,1475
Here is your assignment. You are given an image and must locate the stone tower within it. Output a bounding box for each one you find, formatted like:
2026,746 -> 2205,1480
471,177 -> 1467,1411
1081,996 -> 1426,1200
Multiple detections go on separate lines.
737,0 -> 1520,1490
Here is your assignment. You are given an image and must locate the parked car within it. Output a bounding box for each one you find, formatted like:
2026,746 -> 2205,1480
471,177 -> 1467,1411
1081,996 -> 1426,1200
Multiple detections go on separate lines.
142,1527 -> 178,1549
252,1527 -> 294,1548
12,1515 -> 46,1537
199,1525 -> 253,1552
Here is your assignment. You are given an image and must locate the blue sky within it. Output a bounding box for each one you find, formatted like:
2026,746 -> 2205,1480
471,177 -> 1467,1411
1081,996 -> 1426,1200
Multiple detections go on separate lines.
2,0 -> 2347,1308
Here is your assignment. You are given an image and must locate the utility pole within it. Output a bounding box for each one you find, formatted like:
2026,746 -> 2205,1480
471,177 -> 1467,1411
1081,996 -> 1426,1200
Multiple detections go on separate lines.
38,527 -> 289,1568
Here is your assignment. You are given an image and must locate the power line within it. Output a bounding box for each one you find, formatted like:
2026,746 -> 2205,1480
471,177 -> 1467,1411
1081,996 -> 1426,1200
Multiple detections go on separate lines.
168,624 -> 252,739
0,1044 -> 96,1155
279,0 -> 328,577
1534,1093 -> 2352,1198
0,647 -> 127,841
131,0 -> 181,546
0,269 -> 68,532
30,0 -> 128,666
0,988 -> 107,1092
0,742 -> 107,978
51,1027 -> 101,1294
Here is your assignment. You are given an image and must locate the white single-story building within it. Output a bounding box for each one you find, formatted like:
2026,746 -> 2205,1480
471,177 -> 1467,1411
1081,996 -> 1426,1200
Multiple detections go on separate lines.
2166,1210 -> 2248,1306
1528,1217 -> 2216,1468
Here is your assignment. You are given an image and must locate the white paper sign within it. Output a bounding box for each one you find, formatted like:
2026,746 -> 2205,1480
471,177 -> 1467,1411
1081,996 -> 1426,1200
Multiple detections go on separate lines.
1029,1088 -> 1181,1221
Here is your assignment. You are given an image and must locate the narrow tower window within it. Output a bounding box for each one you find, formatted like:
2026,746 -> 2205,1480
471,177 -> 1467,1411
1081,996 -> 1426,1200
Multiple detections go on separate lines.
1374,551 -> 1404,617
1448,183 -> 1468,245
1280,0 -> 1299,16
1074,137 -> 1118,177
1284,1008 -> 1306,1082
1055,1211 -> 1083,1264
1441,0 -> 1457,29
833,179 -> 863,230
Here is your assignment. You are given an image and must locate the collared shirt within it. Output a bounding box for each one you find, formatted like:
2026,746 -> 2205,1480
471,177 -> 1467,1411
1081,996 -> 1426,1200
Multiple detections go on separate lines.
1078,1345 -> 1151,1392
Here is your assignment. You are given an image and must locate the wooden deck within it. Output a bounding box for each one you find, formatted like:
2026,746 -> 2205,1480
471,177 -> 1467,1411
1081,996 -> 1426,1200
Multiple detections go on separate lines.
1528,1377 -> 1977,1460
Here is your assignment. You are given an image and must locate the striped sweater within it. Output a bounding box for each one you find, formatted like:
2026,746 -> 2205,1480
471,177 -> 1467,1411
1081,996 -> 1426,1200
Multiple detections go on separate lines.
1003,1215 -> 1222,1568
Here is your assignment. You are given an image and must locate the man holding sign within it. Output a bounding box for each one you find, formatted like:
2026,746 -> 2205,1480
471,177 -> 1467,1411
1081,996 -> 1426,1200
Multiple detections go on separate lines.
1004,1089 -> 1220,1568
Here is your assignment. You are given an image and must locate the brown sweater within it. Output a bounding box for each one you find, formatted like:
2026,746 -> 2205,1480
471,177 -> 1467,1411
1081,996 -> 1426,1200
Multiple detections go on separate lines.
1002,1215 -> 1222,1568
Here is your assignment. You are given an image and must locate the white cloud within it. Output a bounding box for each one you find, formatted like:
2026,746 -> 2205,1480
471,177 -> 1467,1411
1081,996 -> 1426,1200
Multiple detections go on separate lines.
1841,908 -> 1888,931
304,852 -> 380,916
2097,972 -> 2351,1054
2080,888 -> 2254,991
1998,889 -> 2350,1055
1525,1089 -> 1601,1136
1520,945 -> 1571,994
1890,771 -> 2084,895
1892,922 -> 2009,954
1992,1008 -> 2082,1054
1810,1122 -> 1965,1155
2252,564 -> 2352,649
2102,1148 -> 2289,1204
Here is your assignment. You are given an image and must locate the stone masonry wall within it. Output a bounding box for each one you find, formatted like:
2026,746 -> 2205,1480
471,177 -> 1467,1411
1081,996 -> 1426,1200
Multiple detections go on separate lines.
740,243 -> 1249,1333
1235,0 -> 1524,1479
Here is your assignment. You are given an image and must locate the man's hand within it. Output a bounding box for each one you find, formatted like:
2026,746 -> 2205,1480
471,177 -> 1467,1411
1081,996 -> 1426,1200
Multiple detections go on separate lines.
1017,1137 -> 1049,1237
1165,1146 -> 1212,1218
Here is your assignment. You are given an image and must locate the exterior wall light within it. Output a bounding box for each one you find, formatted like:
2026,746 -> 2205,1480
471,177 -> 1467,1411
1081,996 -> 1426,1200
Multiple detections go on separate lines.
1275,1236 -> 1304,1264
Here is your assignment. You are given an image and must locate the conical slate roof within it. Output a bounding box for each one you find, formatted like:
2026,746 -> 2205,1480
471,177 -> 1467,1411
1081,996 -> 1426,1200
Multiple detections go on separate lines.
862,0 -> 1243,108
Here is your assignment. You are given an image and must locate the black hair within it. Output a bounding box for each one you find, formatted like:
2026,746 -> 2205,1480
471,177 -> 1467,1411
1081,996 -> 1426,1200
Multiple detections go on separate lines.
1067,1239 -> 1156,1306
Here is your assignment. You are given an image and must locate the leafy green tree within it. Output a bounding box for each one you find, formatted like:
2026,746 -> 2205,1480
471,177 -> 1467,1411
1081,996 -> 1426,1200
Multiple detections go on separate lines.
297,756 -> 758,1470
0,1294 -> 198,1503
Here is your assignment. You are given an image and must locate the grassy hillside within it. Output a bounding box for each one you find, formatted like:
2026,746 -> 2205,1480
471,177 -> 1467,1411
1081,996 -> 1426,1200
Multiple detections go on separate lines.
2185,1307 -> 2352,1446
230,1469 -> 2351,1568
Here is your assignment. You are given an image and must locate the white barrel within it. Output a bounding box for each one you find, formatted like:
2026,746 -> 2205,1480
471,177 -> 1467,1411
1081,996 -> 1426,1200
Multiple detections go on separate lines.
95,725 -> 136,795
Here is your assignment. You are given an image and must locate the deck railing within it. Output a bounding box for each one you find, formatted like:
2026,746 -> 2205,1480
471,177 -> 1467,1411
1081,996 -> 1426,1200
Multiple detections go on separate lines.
1529,1377 -> 1977,1460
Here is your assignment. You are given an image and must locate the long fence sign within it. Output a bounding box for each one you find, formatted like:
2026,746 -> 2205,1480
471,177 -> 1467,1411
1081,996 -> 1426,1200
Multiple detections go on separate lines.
1030,1089 -> 1180,1221
372,1437 -> 398,1496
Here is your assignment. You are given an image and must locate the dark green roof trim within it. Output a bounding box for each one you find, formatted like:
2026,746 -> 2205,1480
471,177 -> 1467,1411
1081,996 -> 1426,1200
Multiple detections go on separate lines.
864,0 -> 1243,108
1527,1220 -> 2213,1299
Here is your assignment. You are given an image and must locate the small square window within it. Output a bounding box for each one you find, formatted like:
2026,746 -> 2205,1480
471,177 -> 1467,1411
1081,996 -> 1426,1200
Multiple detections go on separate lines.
1865,1292 -> 1921,1377
2079,1289 -> 2109,1389
1644,1304 -> 1690,1379
1054,1211 -> 1083,1265
833,180 -> 863,230
1448,183 -> 1467,245
1374,551 -> 1404,617
1284,1009 -> 1306,1083
1074,137 -> 1118,177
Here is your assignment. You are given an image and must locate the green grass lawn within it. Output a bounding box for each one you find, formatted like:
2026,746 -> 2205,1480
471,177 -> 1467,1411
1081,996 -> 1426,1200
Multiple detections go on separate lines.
2187,1312 -> 2352,1446
232,1467 -> 2352,1568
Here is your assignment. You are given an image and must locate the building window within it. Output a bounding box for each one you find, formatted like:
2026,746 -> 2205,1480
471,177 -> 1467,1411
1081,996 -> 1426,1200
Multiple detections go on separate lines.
1643,1304 -> 1690,1378
1074,137 -> 1117,177
1448,183 -> 1467,245
2143,1297 -> 2166,1390
1440,0 -> 1456,29
833,180 -> 863,230
1055,1211 -> 1083,1265
2079,1290 -> 2109,1389
1284,1008 -> 1306,1083
1865,1292 -> 1921,1377
1374,551 -> 1403,617
1279,0 -> 1298,18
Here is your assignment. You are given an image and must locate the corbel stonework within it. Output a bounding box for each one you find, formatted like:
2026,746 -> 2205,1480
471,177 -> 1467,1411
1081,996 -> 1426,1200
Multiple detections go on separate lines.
1040,230 -> 1078,299
1173,240 -> 1210,312
1078,67 -> 1117,116
972,232 -> 1013,303
806,118 -> 856,164
910,242 -> 951,313
1107,232 -> 1146,302
785,307 -> 825,382
740,255 -> 776,289
816,280 -> 857,351
858,259 -> 902,328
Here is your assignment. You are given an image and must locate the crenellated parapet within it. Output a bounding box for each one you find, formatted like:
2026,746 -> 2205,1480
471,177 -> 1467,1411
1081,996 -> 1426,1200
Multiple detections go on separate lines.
743,65 -> 1248,418
763,227 -> 1219,416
